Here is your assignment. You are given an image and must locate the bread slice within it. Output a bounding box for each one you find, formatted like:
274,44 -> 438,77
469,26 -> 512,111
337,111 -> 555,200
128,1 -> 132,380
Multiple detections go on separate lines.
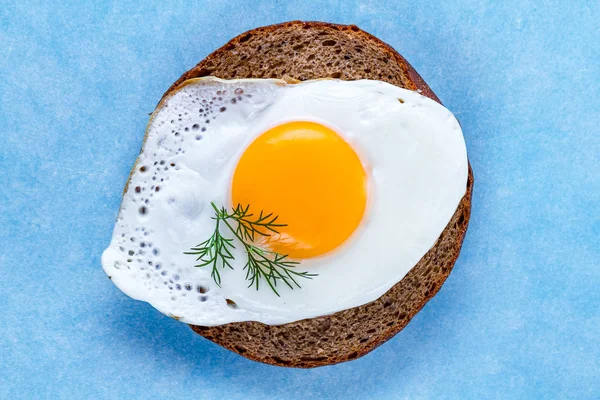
164,21 -> 473,368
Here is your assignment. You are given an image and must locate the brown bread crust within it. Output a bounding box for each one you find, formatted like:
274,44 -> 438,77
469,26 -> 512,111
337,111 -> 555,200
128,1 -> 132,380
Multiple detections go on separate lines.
163,21 -> 473,368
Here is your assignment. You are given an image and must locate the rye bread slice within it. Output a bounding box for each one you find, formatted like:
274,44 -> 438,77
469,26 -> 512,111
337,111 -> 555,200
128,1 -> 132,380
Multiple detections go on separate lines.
163,21 -> 473,368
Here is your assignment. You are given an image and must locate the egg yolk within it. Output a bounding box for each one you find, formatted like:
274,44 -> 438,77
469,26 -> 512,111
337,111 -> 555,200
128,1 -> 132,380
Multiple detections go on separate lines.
231,121 -> 367,259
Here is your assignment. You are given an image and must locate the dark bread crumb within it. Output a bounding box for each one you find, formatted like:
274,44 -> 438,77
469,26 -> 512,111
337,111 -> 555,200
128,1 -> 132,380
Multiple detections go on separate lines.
163,21 -> 473,368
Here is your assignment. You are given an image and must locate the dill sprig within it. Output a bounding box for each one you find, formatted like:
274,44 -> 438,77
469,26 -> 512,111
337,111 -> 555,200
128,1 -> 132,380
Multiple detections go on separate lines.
228,204 -> 285,241
185,202 -> 316,296
183,217 -> 235,286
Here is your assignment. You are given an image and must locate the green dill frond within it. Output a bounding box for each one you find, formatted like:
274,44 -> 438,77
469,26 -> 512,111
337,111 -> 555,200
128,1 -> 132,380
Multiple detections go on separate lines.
184,202 -> 316,295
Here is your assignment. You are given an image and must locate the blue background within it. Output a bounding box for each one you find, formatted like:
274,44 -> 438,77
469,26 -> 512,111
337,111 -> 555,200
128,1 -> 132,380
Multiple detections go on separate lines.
1,1 -> 598,398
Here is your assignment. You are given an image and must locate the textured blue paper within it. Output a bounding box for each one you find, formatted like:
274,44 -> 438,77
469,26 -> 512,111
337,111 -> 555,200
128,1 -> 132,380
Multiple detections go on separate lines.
1,1 -> 598,399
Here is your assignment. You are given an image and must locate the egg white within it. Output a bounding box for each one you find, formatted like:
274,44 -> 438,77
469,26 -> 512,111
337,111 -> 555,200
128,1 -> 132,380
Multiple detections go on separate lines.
102,77 -> 468,325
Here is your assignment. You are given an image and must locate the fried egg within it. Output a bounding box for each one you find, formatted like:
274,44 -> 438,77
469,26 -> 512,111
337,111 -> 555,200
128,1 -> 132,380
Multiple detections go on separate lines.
102,78 -> 468,325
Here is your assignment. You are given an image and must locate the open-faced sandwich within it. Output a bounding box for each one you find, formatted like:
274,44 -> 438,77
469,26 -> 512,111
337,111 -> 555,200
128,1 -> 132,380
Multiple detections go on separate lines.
102,21 -> 473,368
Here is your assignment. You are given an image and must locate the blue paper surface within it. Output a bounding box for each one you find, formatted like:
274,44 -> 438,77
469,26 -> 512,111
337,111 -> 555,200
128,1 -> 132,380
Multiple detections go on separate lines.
1,1 -> 598,399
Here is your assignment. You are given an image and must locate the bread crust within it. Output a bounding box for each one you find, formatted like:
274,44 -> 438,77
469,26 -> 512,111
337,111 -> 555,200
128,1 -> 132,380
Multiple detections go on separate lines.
163,21 -> 473,368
